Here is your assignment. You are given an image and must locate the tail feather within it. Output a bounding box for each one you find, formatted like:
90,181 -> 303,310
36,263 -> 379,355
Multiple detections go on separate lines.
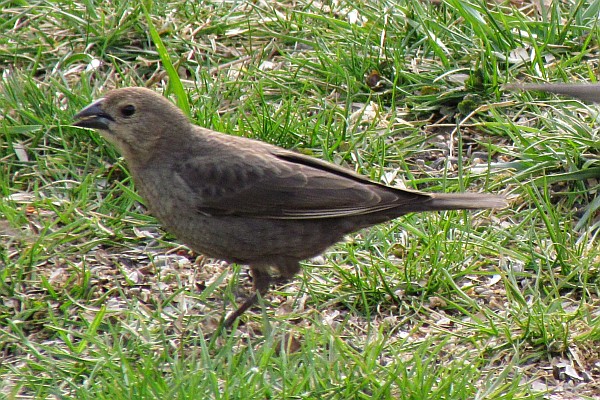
421,193 -> 507,212
505,83 -> 600,103
346,192 -> 506,232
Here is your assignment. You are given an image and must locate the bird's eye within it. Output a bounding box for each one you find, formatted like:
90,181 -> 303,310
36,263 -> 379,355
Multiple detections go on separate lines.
121,104 -> 136,118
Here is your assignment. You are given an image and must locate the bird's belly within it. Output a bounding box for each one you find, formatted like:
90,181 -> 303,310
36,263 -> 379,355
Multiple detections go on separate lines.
157,212 -> 350,265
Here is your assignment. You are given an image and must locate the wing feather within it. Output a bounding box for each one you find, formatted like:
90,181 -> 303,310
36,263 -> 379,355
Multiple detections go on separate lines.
174,144 -> 427,219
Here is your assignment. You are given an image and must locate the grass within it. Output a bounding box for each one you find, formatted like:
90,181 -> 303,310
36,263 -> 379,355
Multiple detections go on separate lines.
2,0 -> 600,398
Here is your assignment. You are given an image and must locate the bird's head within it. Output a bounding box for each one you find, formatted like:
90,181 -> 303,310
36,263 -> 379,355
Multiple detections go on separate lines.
73,87 -> 189,158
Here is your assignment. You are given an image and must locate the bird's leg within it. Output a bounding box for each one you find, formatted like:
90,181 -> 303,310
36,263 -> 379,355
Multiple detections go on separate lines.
223,261 -> 300,328
277,260 -> 301,281
223,267 -> 271,328
271,260 -> 301,287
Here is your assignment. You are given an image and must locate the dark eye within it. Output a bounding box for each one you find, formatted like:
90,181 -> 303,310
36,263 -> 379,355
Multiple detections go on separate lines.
121,104 -> 136,117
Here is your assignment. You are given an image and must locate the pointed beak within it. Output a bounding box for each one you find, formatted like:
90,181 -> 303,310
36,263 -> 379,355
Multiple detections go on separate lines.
73,98 -> 115,130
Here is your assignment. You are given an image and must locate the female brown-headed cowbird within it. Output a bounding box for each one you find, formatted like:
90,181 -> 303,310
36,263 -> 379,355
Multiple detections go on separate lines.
73,87 -> 506,327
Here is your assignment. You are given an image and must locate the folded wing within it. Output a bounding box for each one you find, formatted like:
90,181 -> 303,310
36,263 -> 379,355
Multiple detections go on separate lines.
175,147 -> 428,219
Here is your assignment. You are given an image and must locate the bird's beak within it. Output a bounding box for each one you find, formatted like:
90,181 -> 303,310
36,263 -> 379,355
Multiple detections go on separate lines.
73,98 -> 114,130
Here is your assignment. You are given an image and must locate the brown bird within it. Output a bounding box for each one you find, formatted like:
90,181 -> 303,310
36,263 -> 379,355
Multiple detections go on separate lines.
506,83 -> 600,103
73,87 -> 506,328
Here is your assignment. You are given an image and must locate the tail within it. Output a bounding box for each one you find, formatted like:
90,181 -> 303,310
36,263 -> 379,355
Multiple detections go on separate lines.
416,192 -> 507,213
505,83 -> 600,103
345,191 -> 507,232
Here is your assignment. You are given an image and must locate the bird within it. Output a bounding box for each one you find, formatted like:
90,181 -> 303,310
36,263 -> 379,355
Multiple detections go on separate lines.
506,83 -> 600,103
73,87 -> 507,328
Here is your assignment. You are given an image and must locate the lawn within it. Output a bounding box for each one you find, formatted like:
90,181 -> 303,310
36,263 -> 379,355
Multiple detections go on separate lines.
1,0 -> 600,398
